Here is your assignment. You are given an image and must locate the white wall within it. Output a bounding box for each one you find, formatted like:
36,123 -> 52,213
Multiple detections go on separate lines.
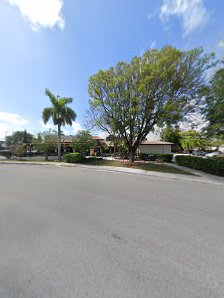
139,145 -> 172,154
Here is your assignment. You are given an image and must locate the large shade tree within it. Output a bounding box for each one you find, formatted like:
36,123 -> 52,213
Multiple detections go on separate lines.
72,130 -> 96,157
33,130 -> 58,161
42,89 -> 77,160
6,130 -> 34,147
87,46 -> 214,162
160,126 -> 182,150
205,66 -> 224,138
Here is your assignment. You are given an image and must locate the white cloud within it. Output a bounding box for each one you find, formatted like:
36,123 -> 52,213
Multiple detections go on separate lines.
71,122 -> 83,134
160,0 -> 210,36
218,40 -> 224,48
0,112 -> 28,126
150,41 -> 156,49
180,112 -> 208,131
0,112 -> 29,139
39,120 -> 54,130
8,0 -> 64,31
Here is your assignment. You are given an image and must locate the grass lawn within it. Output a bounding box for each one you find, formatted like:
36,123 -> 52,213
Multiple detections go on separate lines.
82,158 -> 194,175
0,158 -> 193,175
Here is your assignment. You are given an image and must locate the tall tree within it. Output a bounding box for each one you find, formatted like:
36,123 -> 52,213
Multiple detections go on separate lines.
160,126 -> 182,150
72,130 -> 96,157
205,67 -> 224,138
33,130 -> 58,161
87,46 -> 214,162
42,89 -> 77,161
6,130 -> 34,147
180,130 -> 207,152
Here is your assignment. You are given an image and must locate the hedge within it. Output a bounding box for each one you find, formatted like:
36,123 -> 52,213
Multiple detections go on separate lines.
175,155 -> 224,177
63,153 -> 85,163
156,154 -> 173,163
138,153 -> 173,162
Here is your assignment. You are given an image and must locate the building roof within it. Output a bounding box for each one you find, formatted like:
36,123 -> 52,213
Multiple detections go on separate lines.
140,140 -> 173,145
92,136 -> 104,141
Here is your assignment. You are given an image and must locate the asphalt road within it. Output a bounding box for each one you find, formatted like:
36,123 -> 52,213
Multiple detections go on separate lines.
0,164 -> 224,298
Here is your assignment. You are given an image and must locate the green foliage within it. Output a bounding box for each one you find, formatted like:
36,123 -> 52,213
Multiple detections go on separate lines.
138,153 -> 150,160
155,154 -> 173,162
205,67 -> 224,137
33,131 -> 57,160
180,130 -> 208,151
72,130 -> 96,157
11,145 -> 26,157
0,150 -> 11,159
87,46 -> 214,161
42,88 -> 77,160
175,155 -> 224,176
138,153 -> 173,162
6,130 -> 34,147
160,127 -> 182,149
63,153 -> 85,163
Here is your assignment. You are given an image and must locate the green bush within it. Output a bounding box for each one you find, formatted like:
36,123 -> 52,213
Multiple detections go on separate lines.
155,154 -> 173,162
138,153 -> 150,160
63,153 -> 85,163
175,155 -> 224,176
0,150 -> 11,159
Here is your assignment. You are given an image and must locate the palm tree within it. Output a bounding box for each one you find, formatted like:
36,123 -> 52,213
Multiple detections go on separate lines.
42,88 -> 77,161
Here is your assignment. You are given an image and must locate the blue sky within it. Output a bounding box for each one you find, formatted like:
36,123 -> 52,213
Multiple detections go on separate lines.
0,0 -> 224,139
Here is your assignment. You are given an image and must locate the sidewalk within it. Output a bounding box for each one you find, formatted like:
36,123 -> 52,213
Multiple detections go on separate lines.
1,160 -> 224,186
167,162 -> 224,184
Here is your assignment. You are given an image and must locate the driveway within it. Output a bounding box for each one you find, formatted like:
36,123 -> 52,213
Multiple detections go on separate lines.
0,164 -> 223,298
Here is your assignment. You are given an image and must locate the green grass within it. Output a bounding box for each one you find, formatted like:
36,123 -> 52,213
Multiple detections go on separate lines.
0,158 -> 194,175
82,158 -> 194,175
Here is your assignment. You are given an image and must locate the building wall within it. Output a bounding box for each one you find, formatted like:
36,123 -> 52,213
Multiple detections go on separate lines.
139,145 -> 172,154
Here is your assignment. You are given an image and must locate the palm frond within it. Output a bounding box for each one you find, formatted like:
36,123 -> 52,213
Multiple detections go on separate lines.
45,88 -> 59,107
59,97 -> 73,106
42,107 -> 53,124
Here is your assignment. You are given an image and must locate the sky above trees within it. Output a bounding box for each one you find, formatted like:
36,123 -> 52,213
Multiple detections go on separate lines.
0,0 -> 224,139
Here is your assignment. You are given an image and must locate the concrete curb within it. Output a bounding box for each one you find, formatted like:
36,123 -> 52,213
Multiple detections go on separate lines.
0,161 -> 224,187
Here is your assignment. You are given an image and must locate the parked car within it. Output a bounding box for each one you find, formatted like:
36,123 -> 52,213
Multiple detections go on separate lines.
205,151 -> 221,158
192,151 -> 206,156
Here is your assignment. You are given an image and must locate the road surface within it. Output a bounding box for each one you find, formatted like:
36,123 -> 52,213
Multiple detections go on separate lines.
0,164 -> 223,298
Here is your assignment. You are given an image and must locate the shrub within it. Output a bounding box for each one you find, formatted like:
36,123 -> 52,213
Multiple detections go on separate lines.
0,150 -> 11,159
63,153 -> 85,163
138,153 -> 173,162
155,154 -> 173,163
175,155 -> 224,176
138,153 -> 149,160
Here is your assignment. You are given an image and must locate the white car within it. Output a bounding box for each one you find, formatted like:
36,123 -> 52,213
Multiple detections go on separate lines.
205,151 -> 221,158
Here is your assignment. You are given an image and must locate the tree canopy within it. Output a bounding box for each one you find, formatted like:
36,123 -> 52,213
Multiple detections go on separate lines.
6,130 -> 34,147
87,46 -> 214,161
72,130 -> 96,157
160,126 -> 182,150
180,130 -> 208,151
33,130 -> 58,160
205,67 -> 224,138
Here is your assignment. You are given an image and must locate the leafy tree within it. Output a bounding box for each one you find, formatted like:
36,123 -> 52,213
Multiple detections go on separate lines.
87,46 -> 214,162
11,145 -> 26,157
205,67 -> 224,137
33,131 -> 57,160
6,130 -> 34,147
42,88 -> 77,161
180,130 -> 208,152
72,130 -> 96,157
160,126 -> 182,150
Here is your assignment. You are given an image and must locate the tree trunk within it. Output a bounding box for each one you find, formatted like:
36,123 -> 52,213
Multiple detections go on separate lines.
58,124 -> 62,161
129,147 -> 136,163
113,142 -> 117,158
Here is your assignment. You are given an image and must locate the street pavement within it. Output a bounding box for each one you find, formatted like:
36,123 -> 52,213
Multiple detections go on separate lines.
0,164 -> 224,298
